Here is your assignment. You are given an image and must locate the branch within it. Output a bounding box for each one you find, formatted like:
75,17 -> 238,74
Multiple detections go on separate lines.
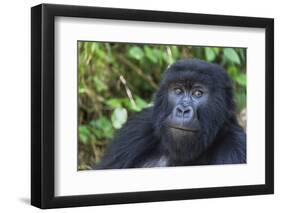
119,74 -> 137,109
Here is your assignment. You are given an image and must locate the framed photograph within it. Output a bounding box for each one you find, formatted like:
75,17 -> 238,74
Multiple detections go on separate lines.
31,3 -> 274,209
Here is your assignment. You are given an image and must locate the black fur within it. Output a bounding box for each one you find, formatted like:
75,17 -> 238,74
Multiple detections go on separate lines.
95,59 -> 246,169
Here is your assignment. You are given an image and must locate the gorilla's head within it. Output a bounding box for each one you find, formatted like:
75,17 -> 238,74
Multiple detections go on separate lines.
152,59 -> 235,164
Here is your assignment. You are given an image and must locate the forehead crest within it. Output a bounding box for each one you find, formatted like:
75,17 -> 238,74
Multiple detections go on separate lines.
161,59 -> 230,88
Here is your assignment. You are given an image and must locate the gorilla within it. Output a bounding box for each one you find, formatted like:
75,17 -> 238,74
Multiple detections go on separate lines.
95,59 -> 246,169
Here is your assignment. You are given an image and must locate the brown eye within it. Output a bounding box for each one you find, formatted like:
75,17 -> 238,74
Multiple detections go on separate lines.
174,88 -> 183,95
193,90 -> 203,98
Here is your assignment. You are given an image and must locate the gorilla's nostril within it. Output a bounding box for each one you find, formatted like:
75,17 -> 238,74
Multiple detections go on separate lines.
183,107 -> 193,118
177,108 -> 183,113
176,108 -> 183,117
175,106 -> 193,118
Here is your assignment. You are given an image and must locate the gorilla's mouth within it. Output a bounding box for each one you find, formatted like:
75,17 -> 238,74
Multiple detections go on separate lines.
168,125 -> 199,132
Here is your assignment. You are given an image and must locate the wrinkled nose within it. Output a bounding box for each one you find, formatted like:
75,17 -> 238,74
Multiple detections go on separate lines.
175,105 -> 194,118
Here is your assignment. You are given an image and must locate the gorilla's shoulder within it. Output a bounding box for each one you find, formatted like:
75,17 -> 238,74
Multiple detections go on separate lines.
126,107 -> 153,123
114,107 -> 154,138
211,122 -> 246,164
94,107 -> 157,169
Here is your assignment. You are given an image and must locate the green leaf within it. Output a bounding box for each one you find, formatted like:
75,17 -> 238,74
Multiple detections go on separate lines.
90,43 -> 96,53
162,52 -> 174,64
223,48 -> 241,65
205,48 -> 216,62
122,98 -> 133,110
95,47 -> 105,59
238,48 -> 246,62
92,128 -> 103,139
213,48 -> 220,54
152,48 -> 162,59
111,107 -> 128,129
227,65 -> 238,78
94,117 -> 111,129
93,76 -> 108,92
144,46 -> 158,64
135,96 -> 148,110
171,46 -> 180,59
105,98 -> 123,108
128,46 -> 144,60
91,117 -> 114,139
79,125 -> 91,144
235,74 -> 247,86
193,48 -> 204,59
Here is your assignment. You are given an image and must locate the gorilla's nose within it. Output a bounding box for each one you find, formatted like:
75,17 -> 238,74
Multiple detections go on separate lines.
175,105 -> 194,119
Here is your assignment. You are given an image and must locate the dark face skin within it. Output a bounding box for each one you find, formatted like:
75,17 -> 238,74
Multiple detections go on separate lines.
165,81 -> 209,139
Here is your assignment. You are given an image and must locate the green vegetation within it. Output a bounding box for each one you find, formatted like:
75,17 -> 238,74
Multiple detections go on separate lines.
78,42 -> 246,170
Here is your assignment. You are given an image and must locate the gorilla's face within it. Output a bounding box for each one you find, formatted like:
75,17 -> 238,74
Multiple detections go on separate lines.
165,81 -> 209,139
152,59 -> 235,164
159,80 -> 212,163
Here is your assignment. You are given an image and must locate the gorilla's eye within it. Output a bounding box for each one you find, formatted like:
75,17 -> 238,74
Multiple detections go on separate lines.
193,90 -> 203,98
174,88 -> 183,95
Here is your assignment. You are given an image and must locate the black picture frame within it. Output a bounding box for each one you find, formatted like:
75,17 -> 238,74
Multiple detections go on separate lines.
31,3 -> 274,209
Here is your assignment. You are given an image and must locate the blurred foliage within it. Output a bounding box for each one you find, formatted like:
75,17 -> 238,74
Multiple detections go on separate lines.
78,42 -> 246,170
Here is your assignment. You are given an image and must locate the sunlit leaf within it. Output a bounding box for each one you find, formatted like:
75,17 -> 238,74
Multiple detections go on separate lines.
111,107 -> 128,129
